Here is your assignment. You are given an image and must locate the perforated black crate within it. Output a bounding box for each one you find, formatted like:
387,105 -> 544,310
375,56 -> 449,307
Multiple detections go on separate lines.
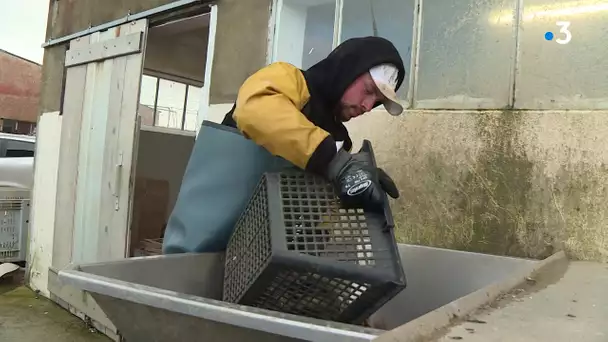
222,140 -> 406,324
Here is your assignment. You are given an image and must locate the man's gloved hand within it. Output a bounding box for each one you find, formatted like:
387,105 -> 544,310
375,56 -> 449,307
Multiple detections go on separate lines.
326,149 -> 399,211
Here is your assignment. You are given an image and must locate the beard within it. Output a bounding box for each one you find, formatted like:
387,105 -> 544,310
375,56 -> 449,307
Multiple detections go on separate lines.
332,102 -> 360,122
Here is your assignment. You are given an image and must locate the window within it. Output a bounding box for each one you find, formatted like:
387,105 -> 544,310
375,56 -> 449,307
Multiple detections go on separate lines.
415,0 -> 516,109
0,138 -> 35,158
5,147 -> 34,158
273,0 -> 415,104
138,75 -> 202,132
513,0 -> 608,109
0,119 -> 36,135
273,0 -> 337,70
273,0 -> 608,110
1,119 -> 16,133
339,0 -> 416,100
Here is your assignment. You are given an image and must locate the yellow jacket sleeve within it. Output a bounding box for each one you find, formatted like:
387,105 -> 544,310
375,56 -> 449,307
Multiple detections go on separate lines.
233,62 -> 335,171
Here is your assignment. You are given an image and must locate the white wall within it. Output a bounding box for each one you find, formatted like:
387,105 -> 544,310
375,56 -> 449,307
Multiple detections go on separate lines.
27,111 -> 62,297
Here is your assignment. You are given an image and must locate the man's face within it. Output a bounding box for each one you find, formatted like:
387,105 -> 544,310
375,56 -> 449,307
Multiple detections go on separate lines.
337,72 -> 384,122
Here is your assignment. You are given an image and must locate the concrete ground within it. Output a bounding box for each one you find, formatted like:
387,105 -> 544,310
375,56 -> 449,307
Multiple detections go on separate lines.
437,261 -> 608,342
0,269 -> 109,342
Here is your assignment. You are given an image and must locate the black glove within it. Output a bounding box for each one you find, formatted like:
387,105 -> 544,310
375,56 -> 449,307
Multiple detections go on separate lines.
326,149 -> 399,211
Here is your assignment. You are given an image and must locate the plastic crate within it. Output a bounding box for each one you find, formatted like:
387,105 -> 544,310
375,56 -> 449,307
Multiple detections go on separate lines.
0,189 -> 30,263
222,140 -> 406,324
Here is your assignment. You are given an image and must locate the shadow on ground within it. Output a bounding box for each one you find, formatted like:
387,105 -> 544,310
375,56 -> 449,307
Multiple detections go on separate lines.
0,270 -> 110,342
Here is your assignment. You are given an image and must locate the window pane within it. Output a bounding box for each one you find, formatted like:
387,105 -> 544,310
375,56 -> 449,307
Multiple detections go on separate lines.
185,85 -> 202,131
415,0 -> 517,109
5,149 -> 34,157
139,75 -> 157,126
302,1 -> 336,69
340,0 -> 415,100
15,121 -> 34,135
156,79 -> 187,129
4,140 -> 35,157
274,0 -> 336,69
1,119 -> 16,133
514,0 -> 608,109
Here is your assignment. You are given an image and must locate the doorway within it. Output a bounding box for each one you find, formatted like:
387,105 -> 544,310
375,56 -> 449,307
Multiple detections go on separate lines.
129,12 -> 212,257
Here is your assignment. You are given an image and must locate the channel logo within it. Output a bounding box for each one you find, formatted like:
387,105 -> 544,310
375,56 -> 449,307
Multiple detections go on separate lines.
545,21 -> 572,44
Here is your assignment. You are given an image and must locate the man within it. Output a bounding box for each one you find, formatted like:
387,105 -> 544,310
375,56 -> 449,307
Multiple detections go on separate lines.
222,35 -> 405,210
162,36 -> 405,254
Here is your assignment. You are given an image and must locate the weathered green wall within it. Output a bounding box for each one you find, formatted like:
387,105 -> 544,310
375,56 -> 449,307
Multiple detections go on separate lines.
347,110 -> 608,261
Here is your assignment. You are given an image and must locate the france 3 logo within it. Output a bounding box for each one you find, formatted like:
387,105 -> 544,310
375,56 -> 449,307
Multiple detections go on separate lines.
544,22 -> 572,45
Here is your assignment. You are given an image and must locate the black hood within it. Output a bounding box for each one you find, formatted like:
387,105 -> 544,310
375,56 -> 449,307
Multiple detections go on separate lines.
302,36 -> 406,110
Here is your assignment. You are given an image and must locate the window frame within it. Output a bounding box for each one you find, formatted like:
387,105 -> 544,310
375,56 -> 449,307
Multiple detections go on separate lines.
271,0 -> 422,111
140,73 -> 201,132
272,0 -> 608,112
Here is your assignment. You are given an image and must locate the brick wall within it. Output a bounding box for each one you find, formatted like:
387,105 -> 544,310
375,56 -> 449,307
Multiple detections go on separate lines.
0,50 -> 42,123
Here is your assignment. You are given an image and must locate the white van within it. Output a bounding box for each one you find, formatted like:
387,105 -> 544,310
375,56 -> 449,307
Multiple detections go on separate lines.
0,132 -> 36,189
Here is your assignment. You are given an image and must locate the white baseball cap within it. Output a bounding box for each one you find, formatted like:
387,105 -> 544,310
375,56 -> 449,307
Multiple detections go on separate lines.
369,64 -> 403,116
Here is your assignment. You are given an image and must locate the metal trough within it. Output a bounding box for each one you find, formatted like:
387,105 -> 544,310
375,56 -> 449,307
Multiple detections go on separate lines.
57,244 -> 543,342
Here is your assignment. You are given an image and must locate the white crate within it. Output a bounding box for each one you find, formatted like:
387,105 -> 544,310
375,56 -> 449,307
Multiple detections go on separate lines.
0,189 -> 30,263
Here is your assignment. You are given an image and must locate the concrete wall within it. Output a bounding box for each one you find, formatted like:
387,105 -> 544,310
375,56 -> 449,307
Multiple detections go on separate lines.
346,110 -> 608,262
0,50 -> 41,123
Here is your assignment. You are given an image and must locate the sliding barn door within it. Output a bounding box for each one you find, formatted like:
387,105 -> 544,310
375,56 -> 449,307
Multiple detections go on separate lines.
53,19 -> 148,268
